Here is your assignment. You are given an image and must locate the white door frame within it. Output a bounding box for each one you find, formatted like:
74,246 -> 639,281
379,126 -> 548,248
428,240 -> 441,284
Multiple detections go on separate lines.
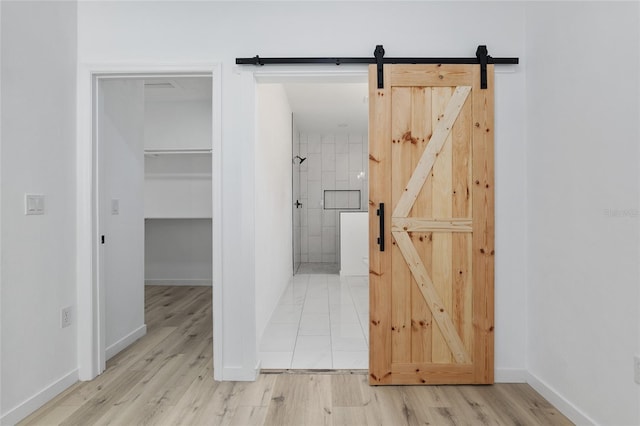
77,63 -> 223,380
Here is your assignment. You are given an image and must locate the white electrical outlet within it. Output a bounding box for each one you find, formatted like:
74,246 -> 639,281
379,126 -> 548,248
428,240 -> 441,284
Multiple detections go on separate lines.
634,356 -> 640,385
61,306 -> 72,328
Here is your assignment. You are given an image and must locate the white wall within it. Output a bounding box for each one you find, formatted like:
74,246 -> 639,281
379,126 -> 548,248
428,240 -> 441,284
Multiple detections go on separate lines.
255,83 -> 293,344
144,100 -> 212,151
0,1 -> 78,423
144,154 -> 212,218
98,79 -> 146,359
77,0 -> 528,382
525,2 -> 640,425
145,219 -> 212,285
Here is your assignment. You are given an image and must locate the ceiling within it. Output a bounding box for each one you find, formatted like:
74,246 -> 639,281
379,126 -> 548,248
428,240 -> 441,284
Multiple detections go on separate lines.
144,76 -> 212,102
143,77 -> 369,135
283,82 -> 369,135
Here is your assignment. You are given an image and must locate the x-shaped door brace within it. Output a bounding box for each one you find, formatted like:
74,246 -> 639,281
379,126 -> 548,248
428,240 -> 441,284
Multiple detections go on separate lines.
391,86 -> 472,364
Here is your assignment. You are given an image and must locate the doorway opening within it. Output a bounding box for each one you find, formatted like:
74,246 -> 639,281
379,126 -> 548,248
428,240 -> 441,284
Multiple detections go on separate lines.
255,75 -> 370,370
80,69 -> 222,381
287,82 -> 370,276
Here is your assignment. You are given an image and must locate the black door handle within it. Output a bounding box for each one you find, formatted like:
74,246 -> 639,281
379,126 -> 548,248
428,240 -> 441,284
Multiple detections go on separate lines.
294,200 -> 303,208
377,203 -> 385,252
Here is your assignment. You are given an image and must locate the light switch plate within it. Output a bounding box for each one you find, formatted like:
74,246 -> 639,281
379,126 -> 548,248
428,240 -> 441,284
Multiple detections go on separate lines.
25,194 -> 45,215
111,199 -> 120,215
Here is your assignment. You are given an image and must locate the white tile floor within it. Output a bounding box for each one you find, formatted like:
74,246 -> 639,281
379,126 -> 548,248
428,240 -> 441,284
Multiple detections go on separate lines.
258,273 -> 369,370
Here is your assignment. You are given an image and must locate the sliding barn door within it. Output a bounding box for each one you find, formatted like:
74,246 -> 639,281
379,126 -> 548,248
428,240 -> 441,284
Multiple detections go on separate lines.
368,64 -> 494,385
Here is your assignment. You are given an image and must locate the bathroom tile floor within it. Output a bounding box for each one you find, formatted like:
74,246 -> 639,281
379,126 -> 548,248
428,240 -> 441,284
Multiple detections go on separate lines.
258,273 -> 369,370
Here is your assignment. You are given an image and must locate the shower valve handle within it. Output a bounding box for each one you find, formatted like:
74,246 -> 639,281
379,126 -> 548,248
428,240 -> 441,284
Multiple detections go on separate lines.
294,200 -> 303,208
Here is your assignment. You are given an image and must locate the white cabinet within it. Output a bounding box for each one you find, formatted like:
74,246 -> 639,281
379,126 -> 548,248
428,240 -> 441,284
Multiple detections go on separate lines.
339,211 -> 369,276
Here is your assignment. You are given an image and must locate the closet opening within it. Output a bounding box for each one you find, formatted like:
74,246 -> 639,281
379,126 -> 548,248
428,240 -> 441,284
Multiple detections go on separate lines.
92,74 -> 217,377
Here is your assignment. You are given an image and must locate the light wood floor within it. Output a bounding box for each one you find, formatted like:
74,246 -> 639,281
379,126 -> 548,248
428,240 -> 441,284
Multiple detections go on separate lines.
21,286 -> 573,426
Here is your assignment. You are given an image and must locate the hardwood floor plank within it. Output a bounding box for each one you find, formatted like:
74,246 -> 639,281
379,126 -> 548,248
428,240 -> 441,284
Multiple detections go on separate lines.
58,370 -> 148,426
264,374 -> 332,426
331,406 -> 374,426
331,374 -> 365,407
156,363 -> 219,425
237,373 -> 277,407
19,405 -> 79,426
447,386 -> 504,426
19,286 -> 573,426
229,406 -> 269,426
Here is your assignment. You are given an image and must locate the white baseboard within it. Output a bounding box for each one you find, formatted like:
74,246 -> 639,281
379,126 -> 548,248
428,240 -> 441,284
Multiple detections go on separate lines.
495,368 -> 526,383
1,369 -> 78,426
106,324 -> 147,360
526,371 -> 596,425
221,365 -> 260,381
145,279 -> 212,286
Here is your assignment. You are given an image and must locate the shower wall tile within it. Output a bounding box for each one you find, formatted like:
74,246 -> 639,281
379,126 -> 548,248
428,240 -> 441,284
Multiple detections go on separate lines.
335,179 -> 349,190
299,171 -> 308,199
307,153 -> 321,181
349,144 -> 363,172
322,171 -> 336,191
349,191 -> 361,210
322,134 -> 335,144
322,146 -> 336,171
307,209 -> 322,236
322,210 -> 336,227
300,204 -> 308,227
308,236 -> 322,262
322,254 -> 336,263
299,135 -> 308,172
308,134 -> 322,153
307,180 -> 322,208
335,140 -> 349,154
322,227 -> 336,254
335,155 -> 349,181
301,227 -> 308,255
349,174 -> 364,200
